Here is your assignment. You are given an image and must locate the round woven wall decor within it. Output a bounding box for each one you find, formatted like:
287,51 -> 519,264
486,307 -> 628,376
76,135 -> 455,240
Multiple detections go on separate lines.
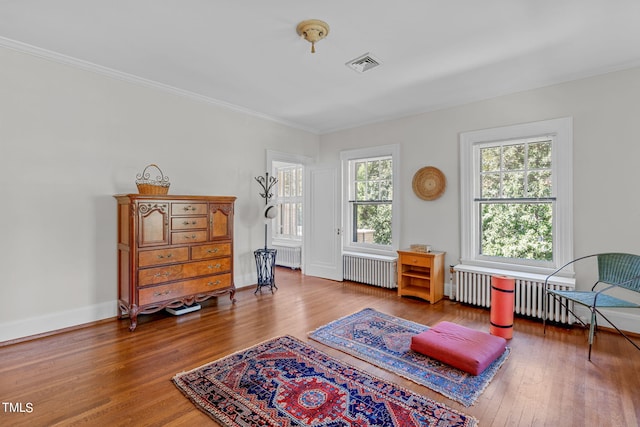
412,166 -> 446,200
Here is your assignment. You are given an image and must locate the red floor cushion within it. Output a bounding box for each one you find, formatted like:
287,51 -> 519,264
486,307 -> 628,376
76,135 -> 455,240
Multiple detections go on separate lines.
410,321 -> 507,375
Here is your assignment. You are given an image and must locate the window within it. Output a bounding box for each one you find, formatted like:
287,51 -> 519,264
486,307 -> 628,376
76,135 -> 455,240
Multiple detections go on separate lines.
479,138 -> 553,260
341,144 -> 399,255
273,161 -> 303,241
460,118 -> 573,274
351,156 -> 392,245
267,150 -> 311,246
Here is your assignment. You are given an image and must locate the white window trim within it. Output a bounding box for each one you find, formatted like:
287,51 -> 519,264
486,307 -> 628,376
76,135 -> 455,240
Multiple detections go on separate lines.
459,118 -> 573,276
340,144 -> 400,257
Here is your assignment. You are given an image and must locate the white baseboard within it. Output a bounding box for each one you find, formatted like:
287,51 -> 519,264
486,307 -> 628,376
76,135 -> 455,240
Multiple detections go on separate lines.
444,282 -> 452,297
0,301 -> 117,343
0,275 -> 262,343
575,307 -> 640,335
235,272 -> 258,290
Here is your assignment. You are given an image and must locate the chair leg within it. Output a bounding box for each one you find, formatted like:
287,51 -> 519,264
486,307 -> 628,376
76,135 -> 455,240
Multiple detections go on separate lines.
544,294 -> 585,332
588,308 -> 597,361
593,308 -> 640,353
543,293 -> 547,335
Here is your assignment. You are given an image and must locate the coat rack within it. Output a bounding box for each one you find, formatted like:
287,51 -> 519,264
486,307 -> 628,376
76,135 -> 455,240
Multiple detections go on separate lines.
254,172 -> 278,293
255,172 -> 278,249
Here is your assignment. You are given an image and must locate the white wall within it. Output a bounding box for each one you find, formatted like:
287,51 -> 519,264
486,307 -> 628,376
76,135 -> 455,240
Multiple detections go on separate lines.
0,46 -> 319,342
319,67 -> 640,333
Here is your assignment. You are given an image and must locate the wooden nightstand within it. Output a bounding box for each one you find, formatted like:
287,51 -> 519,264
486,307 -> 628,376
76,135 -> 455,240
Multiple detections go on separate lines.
397,250 -> 445,303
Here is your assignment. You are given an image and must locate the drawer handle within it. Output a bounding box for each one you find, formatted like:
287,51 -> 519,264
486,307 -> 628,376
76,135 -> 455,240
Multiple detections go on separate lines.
154,272 -> 170,278
183,205 -> 196,211
208,263 -> 222,269
157,253 -> 172,259
206,248 -> 220,254
182,220 -> 196,225
184,234 -> 197,239
153,290 -> 171,297
207,280 -> 222,286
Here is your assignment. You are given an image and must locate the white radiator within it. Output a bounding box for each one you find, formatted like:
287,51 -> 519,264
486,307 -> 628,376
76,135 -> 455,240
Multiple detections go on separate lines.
272,245 -> 302,269
343,253 -> 397,289
454,265 -> 576,324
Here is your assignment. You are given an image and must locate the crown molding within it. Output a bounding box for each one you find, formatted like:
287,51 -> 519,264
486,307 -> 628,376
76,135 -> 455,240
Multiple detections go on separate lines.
0,36 -> 318,134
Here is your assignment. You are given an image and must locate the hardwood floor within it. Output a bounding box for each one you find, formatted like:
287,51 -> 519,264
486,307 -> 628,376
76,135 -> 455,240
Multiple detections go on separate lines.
1,267 -> 639,426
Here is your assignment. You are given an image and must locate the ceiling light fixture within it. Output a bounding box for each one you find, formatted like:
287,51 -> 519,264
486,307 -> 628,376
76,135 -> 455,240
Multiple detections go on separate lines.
296,19 -> 330,53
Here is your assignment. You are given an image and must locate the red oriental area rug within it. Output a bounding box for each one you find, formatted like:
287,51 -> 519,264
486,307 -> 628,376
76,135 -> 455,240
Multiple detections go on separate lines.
173,335 -> 477,426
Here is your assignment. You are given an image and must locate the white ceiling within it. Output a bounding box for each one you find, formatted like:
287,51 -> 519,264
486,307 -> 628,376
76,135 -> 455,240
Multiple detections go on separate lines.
1,1 -> 640,134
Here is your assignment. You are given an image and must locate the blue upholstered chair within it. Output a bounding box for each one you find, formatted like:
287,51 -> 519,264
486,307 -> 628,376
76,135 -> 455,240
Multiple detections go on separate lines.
543,253 -> 640,360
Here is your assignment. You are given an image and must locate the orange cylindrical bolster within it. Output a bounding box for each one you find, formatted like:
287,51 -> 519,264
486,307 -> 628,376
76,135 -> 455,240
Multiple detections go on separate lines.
490,275 -> 515,339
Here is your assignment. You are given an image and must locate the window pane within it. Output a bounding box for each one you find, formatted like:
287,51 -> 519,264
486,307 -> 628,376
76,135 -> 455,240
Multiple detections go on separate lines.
353,203 -> 392,245
480,173 -> 498,198
367,181 -> 380,199
503,144 -> 525,170
355,161 -> 367,180
480,202 -> 553,261
481,147 -> 501,172
379,180 -> 391,200
367,161 -> 380,179
379,159 -> 392,179
502,171 -> 524,198
284,172 -> 291,196
296,169 -> 302,196
528,141 -> 551,169
355,182 -> 367,200
527,170 -> 552,197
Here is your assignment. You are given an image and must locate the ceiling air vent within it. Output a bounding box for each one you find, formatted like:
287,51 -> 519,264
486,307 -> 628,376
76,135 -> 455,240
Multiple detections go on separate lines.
346,53 -> 382,73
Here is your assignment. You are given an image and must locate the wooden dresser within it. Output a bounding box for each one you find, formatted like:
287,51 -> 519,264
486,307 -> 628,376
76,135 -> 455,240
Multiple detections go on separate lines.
397,250 -> 445,303
115,194 -> 236,331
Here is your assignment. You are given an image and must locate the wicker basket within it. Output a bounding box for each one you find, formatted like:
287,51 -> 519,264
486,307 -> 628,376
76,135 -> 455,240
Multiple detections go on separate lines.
135,164 -> 170,195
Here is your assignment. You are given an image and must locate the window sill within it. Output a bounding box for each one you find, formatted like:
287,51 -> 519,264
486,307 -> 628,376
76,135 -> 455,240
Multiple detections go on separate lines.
272,240 -> 302,248
458,258 -> 574,278
342,247 -> 397,259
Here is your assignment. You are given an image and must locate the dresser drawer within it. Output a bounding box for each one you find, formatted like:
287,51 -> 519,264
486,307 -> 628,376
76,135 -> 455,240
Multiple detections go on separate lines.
171,216 -> 208,230
171,203 -> 207,216
399,254 -> 433,268
139,247 -> 189,267
138,258 -> 232,286
191,243 -> 232,260
171,230 -> 207,244
138,273 -> 232,305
